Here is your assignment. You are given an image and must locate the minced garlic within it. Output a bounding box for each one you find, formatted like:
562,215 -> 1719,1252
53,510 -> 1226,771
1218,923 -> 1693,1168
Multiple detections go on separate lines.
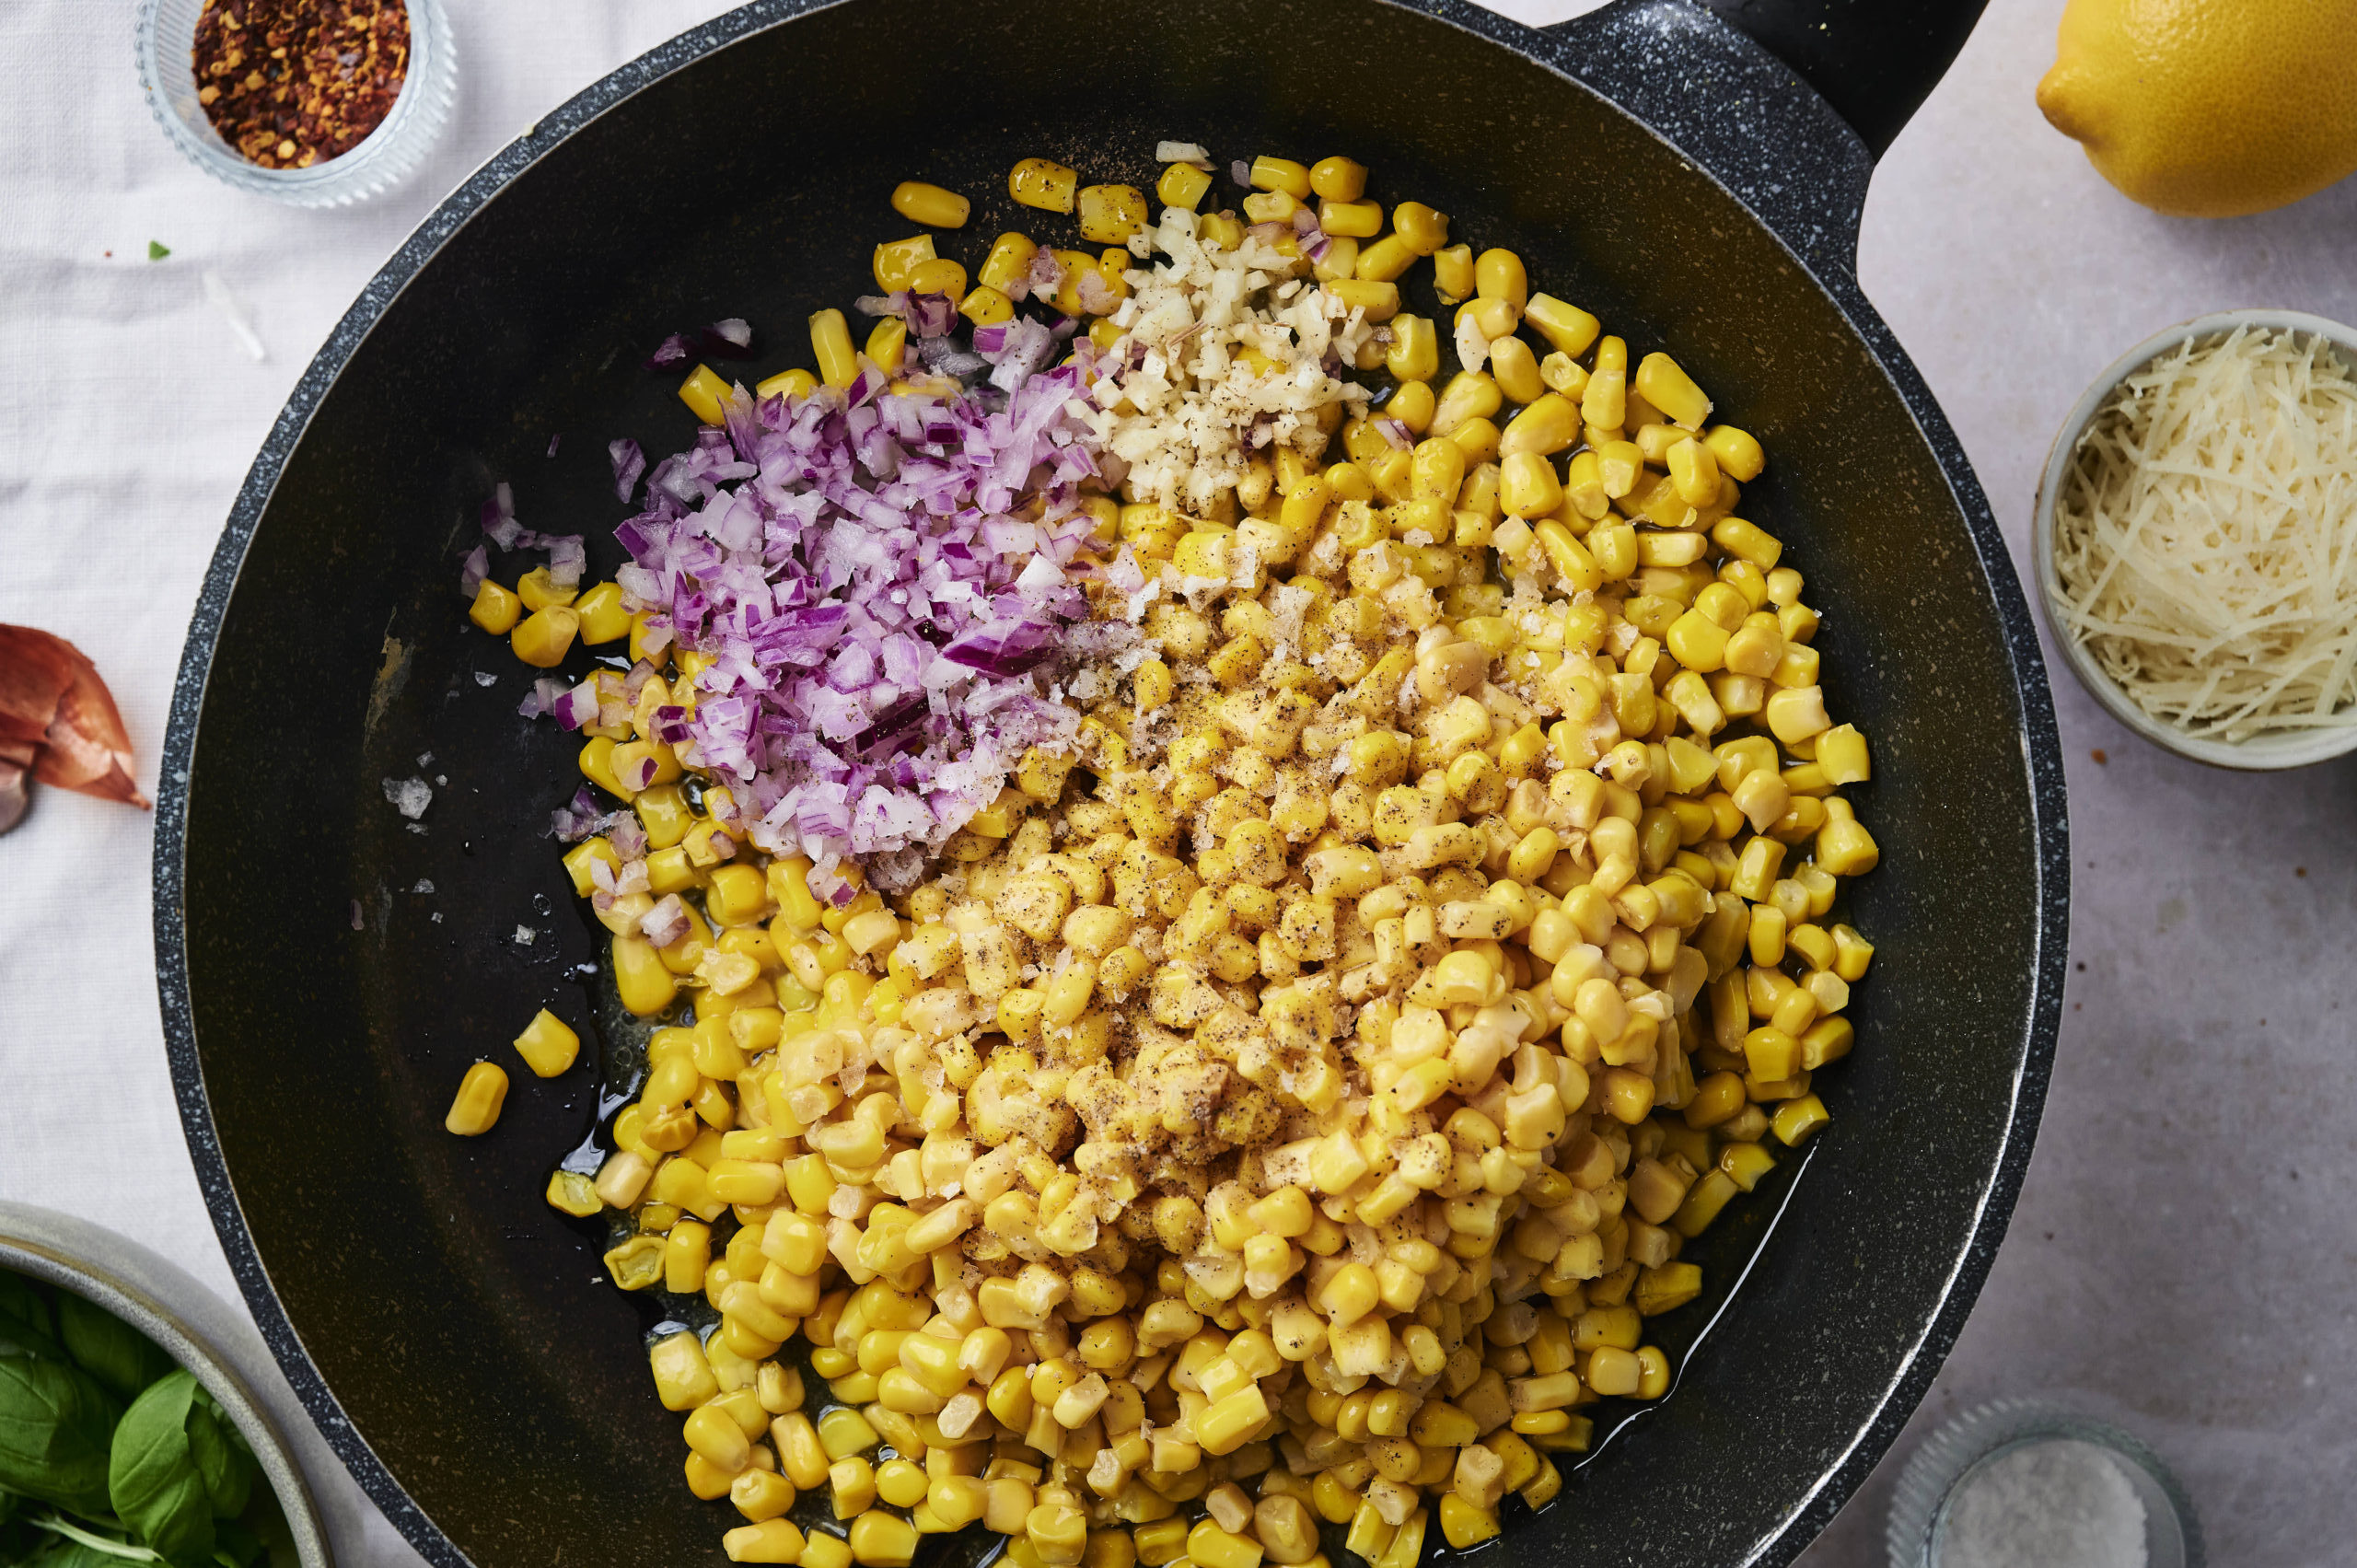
1086,209 -> 1378,517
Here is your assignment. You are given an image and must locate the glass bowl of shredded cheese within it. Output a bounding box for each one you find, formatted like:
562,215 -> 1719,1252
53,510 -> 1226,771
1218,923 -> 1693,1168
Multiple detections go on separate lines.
2034,309 -> 2357,769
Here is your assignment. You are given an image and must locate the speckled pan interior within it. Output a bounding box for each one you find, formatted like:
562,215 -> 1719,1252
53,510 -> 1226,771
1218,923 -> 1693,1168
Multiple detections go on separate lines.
154,4 -> 2067,1566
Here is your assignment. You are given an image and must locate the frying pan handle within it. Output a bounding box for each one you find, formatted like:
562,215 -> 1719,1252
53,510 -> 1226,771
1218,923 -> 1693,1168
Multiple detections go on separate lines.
1688,0 -> 1985,159
1540,0 -> 1985,275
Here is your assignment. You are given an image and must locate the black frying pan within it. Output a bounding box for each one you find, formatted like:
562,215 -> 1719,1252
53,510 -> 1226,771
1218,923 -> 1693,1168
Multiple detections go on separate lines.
156,2 -> 2068,1564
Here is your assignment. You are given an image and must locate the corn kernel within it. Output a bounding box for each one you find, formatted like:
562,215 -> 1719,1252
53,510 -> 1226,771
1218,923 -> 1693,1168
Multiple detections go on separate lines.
849,1510 -> 918,1567
444,1062 -> 506,1136
507,1007 -> 579,1079
1158,162 -> 1213,211
1079,184 -> 1149,244
1634,353 -> 1712,429
511,606 -> 579,668
891,180 -> 970,228
1010,158 -> 1078,213
811,309 -> 858,389
726,1520 -> 807,1562
1772,1093 -> 1831,1144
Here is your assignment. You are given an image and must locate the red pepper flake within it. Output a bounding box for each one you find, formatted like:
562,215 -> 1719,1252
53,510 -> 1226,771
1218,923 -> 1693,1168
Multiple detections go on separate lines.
191,0 -> 408,169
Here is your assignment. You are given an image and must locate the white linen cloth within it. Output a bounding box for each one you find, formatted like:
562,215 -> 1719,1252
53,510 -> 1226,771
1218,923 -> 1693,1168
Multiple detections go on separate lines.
2,0 -> 2352,1562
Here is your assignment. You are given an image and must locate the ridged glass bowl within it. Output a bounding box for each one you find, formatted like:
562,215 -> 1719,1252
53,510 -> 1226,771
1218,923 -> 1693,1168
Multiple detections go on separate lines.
1887,1399 -> 2203,1568
134,0 -> 455,207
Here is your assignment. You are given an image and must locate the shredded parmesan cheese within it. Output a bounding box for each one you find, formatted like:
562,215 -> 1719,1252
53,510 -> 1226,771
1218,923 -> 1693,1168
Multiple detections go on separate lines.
1087,208 -> 1376,517
2052,326 -> 2357,740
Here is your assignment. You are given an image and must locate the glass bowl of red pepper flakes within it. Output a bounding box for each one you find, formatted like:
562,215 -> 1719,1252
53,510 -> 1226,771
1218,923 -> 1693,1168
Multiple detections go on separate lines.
135,0 -> 455,208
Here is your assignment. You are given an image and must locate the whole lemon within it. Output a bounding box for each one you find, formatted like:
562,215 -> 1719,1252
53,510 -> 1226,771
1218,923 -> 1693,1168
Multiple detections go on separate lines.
2037,0 -> 2357,217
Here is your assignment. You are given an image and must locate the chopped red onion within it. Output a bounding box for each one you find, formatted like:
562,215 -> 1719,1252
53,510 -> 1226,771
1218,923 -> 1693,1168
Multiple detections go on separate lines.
858,290 -> 955,339
1024,250 -> 1066,303
640,894 -> 691,947
614,749 -> 660,794
517,679 -> 565,719
1376,417 -> 1413,450
482,482 -> 521,548
553,680 -> 599,732
609,817 -> 648,860
704,319 -> 756,358
549,784 -> 620,841
1289,206 -> 1328,259
459,545 -> 487,599
644,332 -> 693,369
916,336 -> 990,379
989,318 -> 1057,392
610,438 -> 646,503
1230,159 -> 1252,186
547,434 -> 563,459
810,865 -> 856,909
471,482 -> 586,592
604,311 -> 1117,874
546,535 -> 586,590
903,291 -> 957,340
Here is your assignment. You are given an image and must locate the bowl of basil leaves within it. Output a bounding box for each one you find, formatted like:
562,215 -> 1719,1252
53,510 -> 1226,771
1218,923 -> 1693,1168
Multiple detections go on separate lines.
0,1204 -> 330,1568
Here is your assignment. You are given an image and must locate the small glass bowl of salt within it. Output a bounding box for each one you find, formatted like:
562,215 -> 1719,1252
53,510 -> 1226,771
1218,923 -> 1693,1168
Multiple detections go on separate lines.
1887,1400 -> 2202,1568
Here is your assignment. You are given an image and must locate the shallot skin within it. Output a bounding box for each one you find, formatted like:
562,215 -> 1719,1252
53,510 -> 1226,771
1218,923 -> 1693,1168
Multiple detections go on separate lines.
0,743 -> 30,834
0,624 -> 148,829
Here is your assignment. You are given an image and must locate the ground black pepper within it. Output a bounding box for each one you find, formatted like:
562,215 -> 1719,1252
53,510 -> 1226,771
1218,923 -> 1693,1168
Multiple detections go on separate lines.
191,0 -> 409,169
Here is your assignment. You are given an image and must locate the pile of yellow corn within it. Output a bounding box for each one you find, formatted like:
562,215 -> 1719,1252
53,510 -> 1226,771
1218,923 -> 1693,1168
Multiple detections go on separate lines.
455,145 -> 1878,1568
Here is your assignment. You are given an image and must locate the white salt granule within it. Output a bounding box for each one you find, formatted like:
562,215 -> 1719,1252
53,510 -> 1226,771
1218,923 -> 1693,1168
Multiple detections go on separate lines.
1939,1439 -> 2146,1568
381,776 -> 432,819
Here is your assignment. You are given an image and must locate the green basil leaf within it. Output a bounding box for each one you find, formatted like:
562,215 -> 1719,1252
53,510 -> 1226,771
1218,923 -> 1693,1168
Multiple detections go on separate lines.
181,1402 -> 249,1521
0,1272 -> 64,1362
54,1295 -> 172,1405
0,1353 -> 120,1516
109,1371 -> 214,1563
188,1390 -> 253,1466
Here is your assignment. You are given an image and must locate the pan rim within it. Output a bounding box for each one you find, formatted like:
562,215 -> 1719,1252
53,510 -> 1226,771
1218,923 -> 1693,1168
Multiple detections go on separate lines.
151,3 -> 2068,1565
